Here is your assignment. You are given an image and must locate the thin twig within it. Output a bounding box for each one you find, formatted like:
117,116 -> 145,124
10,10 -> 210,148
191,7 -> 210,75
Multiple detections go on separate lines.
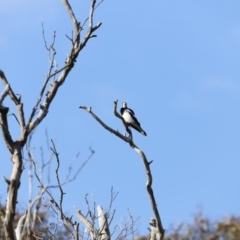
27,28 -> 57,126
23,143 -> 88,240
82,0 -> 104,29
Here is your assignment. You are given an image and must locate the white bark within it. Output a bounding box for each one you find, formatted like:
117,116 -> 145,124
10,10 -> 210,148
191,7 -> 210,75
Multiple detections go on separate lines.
15,212 -> 26,240
75,205 -> 110,240
149,218 -> 161,240
4,146 -> 23,240
75,206 -> 98,240
97,205 -> 110,240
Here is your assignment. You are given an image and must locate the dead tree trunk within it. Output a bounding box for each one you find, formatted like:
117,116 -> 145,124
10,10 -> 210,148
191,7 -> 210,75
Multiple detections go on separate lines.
0,0 -> 102,238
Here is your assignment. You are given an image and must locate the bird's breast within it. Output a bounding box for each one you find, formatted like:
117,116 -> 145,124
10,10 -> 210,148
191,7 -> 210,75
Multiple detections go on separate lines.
122,111 -> 135,124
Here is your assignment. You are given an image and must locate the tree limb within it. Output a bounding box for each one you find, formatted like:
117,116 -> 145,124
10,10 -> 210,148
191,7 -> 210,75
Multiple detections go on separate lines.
62,0 -> 80,42
80,100 -> 165,239
97,205 -> 110,240
0,70 -> 20,106
25,0 -> 102,137
0,106 -> 14,153
0,71 -> 26,139
75,206 -> 98,240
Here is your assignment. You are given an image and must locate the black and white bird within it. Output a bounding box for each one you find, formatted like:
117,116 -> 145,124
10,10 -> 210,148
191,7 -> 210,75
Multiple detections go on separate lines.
120,102 -> 147,136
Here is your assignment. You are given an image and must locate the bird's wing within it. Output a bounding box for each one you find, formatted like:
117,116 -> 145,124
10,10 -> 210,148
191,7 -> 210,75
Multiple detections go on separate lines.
130,113 -> 141,126
126,108 -> 135,115
120,108 -> 124,115
129,120 -> 147,136
129,123 -> 142,134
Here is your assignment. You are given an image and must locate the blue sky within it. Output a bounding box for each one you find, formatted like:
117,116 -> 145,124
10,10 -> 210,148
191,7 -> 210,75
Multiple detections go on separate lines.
0,0 -> 240,236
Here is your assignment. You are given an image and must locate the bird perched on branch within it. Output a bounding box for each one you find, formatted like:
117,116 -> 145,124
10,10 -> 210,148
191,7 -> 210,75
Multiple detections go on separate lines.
120,102 -> 147,136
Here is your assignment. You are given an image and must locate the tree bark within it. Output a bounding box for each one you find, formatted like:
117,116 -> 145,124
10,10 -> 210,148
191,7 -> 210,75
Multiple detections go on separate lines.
3,145 -> 23,240
97,205 -> 110,240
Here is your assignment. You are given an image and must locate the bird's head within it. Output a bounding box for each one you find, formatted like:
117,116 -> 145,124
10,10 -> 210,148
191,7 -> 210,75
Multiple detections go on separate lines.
122,102 -> 127,108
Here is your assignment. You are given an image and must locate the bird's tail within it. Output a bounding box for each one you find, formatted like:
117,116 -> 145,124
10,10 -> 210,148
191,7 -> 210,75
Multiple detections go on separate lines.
131,124 -> 147,136
141,129 -> 147,136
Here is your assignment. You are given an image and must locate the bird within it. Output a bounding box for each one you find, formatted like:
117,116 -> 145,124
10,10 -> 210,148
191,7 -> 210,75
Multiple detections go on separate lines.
120,102 -> 147,136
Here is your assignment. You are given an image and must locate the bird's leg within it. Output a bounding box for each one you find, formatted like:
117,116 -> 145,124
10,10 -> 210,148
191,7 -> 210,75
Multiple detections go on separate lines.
126,127 -> 132,139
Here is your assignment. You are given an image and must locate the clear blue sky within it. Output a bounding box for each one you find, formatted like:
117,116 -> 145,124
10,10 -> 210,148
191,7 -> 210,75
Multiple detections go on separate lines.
0,0 -> 240,236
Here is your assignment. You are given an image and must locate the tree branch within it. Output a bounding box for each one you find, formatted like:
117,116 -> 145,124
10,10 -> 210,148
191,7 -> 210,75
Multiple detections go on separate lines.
0,83 -> 10,103
24,0 -> 102,137
0,70 -> 20,106
75,206 -> 98,240
0,71 -> 26,139
27,147 -> 77,239
79,105 -> 131,143
62,0 -> 80,42
27,27 -> 57,126
79,101 -> 165,239
97,205 -> 110,240
0,106 -> 14,153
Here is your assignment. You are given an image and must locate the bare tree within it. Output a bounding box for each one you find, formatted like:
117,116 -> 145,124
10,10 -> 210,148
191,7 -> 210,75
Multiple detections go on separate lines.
0,1 -> 165,240
0,0 -> 102,239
